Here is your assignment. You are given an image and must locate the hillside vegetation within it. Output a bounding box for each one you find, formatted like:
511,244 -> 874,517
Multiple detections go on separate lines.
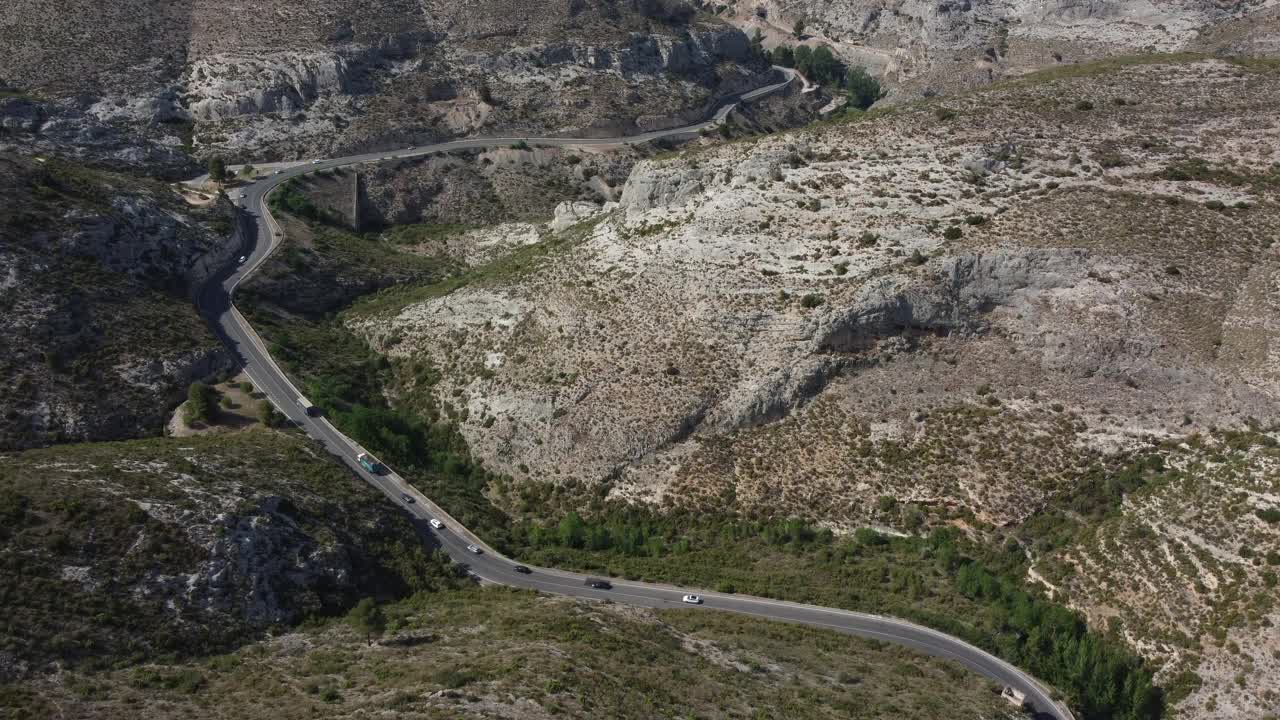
0,153 -> 237,449
7,588 -> 1018,720
0,431 -> 453,679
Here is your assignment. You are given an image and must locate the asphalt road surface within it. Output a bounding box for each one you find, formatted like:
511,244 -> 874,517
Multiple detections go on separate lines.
193,68 -> 1071,720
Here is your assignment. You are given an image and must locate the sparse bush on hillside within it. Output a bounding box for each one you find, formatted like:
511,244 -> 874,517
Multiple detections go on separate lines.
347,598 -> 386,646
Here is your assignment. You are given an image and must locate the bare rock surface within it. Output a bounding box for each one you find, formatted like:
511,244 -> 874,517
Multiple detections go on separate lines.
721,0 -> 1280,101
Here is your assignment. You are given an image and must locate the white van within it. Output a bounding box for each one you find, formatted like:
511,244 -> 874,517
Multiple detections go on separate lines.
429,518 -> 443,530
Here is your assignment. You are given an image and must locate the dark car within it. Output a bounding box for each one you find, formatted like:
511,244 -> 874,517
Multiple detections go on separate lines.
400,493 -> 415,504
584,578 -> 612,590
513,565 -> 531,574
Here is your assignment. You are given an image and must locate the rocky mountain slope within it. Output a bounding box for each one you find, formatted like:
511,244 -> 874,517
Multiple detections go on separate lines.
0,0 -> 774,161
0,153 -> 239,450
346,55 -> 1280,718
722,0 -> 1280,100
9,587 -> 1018,720
0,431 -> 446,681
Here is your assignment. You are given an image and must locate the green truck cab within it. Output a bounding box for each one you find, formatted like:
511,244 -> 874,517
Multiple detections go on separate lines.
356,452 -> 384,474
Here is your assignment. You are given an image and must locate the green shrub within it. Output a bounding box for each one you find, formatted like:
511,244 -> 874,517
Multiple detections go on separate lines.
184,382 -> 217,424
847,67 -> 884,111
257,400 -> 283,428
799,294 -> 824,309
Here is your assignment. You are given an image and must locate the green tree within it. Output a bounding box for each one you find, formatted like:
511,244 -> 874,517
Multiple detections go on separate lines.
803,45 -> 841,85
773,45 -> 795,68
793,18 -> 806,38
347,598 -> 386,646
184,382 -> 217,424
239,164 -> 256,178
558,512 -> 586,549
207,156 -> 227,182
794,45 -> 812,78
846,66 -> 883,110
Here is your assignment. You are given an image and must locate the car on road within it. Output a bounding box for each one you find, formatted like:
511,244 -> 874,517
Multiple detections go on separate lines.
311,159 -> 321,165
584,578 -> 612,590
681,594 -> 703,605
429,518 -> 443,530
512,565 -> 531,574
238,192 -> 247,199
466,544 -> 482,554
400,492 -> 415,504
274,169 -> 283,174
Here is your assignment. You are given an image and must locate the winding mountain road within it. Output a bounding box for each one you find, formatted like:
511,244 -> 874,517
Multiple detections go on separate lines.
193,68 -> 1071,720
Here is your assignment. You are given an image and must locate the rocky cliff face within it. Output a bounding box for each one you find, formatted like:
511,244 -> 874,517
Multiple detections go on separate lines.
352,55 -> 1280,529
723,0 -> 1280,99
0,154 -> 239,449
0,1 -> 774,161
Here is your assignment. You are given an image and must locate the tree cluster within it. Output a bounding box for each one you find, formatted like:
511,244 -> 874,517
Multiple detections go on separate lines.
184,382 -> 218,425
768,43 -> 884,110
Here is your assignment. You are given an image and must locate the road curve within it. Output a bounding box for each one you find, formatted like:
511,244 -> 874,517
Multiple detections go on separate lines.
193,68 -> 1071,720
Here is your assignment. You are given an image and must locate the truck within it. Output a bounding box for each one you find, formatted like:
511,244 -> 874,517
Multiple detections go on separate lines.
296,396 -> 319,416
356,452 -> 383,474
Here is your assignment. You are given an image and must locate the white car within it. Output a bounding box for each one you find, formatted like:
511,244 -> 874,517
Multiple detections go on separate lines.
274,169 -> 283,175
311,159 -> 321,165
466,544 -> 482,554
237,255 -> 247,264
429,518 -> 443,530
238,192 -> 247,199
681,594 -> 703,605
